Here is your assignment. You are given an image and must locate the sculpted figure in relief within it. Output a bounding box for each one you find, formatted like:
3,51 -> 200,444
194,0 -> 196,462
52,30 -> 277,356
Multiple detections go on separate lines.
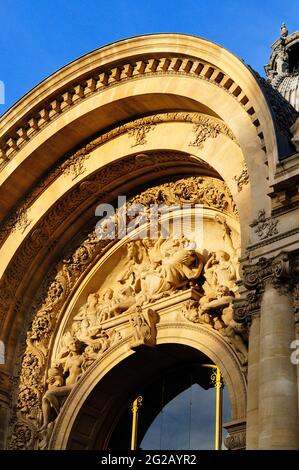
40,338 -> 84,431
200,287 -> 247,363
40,227 -> 243,437
132,237 -> 204,304
203,250 -> 236,298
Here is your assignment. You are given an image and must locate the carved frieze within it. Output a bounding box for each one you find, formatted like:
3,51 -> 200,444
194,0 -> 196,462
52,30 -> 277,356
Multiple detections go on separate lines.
129,176 -> 237,215
224,429 -> 246,450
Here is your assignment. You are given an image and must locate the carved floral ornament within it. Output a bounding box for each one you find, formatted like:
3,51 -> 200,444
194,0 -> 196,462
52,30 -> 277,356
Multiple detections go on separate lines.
233,165 -> 249,193
233,251 -> 299,326
250,209 -> 279,240
0,51 -> 265,166
7,197 -> 243,449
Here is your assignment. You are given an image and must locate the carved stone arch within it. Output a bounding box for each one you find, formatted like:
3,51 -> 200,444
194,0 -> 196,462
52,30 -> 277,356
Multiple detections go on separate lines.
1,145 -> 242,372
6,166 -> 244,450
0,33 -> 282,226
48,323 -> 246,450
2,32 -> 286,451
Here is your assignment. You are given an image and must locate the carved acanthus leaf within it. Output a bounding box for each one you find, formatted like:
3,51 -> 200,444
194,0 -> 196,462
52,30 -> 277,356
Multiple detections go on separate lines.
224,430 -> 246,450
127,121 -> 157,146
237,252 -> 299,325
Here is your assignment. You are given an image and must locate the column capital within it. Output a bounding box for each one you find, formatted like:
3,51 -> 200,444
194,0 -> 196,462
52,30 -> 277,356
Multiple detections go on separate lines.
234,251 -> 299,326
233,291 -> 261,326
243,251 -> 296,292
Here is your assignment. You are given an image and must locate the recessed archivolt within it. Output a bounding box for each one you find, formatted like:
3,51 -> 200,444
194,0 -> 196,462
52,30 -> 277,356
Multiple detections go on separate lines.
0,152 -> 240,330
0,152 -> 198,323
0,111 -> 238,248
6,175 -> 243,450
0,109 -> 247,346
0,52 -> 263,167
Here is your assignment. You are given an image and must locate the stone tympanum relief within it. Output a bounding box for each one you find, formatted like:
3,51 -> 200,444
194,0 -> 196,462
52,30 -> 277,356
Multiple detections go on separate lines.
40,229 -> 244,441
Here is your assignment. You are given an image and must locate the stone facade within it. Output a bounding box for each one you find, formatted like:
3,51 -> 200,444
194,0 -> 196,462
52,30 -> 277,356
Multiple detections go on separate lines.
0,30 -> 299,450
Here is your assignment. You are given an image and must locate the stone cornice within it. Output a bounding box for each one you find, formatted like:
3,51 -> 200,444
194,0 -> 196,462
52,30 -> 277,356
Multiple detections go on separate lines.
0,52 -> 265,167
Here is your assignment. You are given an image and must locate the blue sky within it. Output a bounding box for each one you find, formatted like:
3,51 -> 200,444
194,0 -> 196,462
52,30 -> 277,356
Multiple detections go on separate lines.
0,0 -> 298,115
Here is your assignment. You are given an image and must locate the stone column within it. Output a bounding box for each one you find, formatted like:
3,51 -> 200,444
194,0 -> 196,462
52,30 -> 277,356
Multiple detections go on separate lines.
242,252 -> 299,450
294,286 -> 299,416
246,312 -> 260,449
234,290 -> 261,450
258,279 -> 298,449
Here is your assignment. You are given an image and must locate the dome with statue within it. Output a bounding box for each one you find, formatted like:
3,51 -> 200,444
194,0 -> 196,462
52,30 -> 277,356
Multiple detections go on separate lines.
265,23 -> 299,112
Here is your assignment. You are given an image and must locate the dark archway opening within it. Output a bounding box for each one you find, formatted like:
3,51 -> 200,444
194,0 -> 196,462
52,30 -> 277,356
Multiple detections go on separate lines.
107,356 -> 231,450
67,344 -> 232,449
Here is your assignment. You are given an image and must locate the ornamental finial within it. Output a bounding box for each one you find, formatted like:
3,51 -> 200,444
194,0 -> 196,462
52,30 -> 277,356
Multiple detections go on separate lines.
280,22 -> 288,38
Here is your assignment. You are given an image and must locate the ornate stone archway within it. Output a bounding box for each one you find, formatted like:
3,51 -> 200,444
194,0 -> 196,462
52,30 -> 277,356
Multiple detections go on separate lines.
7,164 -> 246,449
1,33 -> 298,451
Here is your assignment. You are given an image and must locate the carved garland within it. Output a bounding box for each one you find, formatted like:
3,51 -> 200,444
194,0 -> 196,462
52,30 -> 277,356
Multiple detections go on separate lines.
233,165 -> 249,193
129,176 -> 237,214
0,54 -> 264,165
